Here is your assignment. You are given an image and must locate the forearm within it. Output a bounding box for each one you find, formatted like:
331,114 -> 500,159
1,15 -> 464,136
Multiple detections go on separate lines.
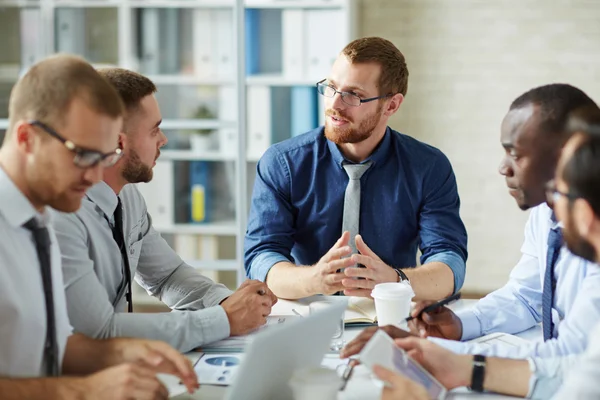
0,377 -> 87,400
154,264 -> 232,310
451,355 -> 530,397
265,262 -> 316,299
402,262 -> 454,301
483,357 -> 531,397
63,334 -> 115,375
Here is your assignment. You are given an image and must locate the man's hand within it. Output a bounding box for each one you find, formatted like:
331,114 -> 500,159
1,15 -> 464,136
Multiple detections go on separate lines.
310,231 -> 355,295
339,325 -> 415,359
408,302 -> 463,340
394,337 -> 472,390
342,235 -> 399,297
107,339 -> 199,394
79,363 -> 171,400
221,280 -> 277,336
373,365 -> 429,400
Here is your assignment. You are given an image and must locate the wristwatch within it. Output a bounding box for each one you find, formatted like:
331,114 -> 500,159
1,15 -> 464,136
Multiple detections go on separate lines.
394,268 -> 409,283
469,354 -> 486,392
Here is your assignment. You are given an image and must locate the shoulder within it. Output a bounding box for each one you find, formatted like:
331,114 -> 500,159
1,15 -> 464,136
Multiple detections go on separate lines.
264,127 -> 325,162
120,184 -> 147,213
390,129 -> 451,166
49,204 -> 88,234
526,203 -> 553,231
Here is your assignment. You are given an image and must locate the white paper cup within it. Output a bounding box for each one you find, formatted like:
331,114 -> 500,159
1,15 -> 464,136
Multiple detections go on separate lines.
371,282 -> 415,329
289,367 -> 340,400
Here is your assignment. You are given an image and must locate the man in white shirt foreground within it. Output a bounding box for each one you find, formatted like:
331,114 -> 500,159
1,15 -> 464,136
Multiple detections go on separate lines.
0,54 -> 197,399
52,67 -> 277,352
343,84 -> 600,361
353,116 -> 600,399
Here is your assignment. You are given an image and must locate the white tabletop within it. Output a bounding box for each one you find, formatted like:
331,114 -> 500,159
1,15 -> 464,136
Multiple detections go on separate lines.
170,297 -> 536,399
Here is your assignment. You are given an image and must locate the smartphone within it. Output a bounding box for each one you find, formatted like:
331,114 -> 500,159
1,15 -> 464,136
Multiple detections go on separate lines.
359,330 -> 447,400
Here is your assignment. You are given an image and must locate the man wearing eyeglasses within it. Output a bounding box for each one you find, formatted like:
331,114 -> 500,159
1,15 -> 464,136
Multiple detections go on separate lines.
351,120 -> 600,400
343,89 -> 600,364
0,54 -> 198,399
245,37 -> 468,301
51,67 -> 277,353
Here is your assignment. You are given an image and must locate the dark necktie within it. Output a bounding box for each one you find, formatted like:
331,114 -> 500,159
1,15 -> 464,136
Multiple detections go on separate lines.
111,198 -> 133,312
23,218 -> 59,376
542,226 -> 563,341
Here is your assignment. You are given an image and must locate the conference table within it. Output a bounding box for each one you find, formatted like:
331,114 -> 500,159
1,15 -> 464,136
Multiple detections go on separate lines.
169,296 -> 541,399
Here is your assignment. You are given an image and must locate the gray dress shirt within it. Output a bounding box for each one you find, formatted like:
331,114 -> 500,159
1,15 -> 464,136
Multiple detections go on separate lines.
0,168 -> 72,377
52,181 -> 233,352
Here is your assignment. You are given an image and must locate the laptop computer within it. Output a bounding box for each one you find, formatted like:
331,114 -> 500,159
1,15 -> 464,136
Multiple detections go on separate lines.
224,299 -> 347,400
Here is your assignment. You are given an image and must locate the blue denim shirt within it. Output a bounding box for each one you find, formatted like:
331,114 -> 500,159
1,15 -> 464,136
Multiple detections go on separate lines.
244,127 -> 468,291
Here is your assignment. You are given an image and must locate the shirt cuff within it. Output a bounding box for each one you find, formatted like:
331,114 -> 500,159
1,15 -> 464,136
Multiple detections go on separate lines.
526,357 -> 564,399
248,251 -> 291,282
456,309 -> 483,341
196,306 -> 231,345
422,251 -> 465,293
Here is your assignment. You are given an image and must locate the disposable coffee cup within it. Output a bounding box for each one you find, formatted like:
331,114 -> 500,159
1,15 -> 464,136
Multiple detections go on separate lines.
371,282 -> 415,329
288,367 -> 340,400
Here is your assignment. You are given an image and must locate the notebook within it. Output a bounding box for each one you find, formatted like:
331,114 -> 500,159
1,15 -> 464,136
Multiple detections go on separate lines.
344,297 -> 416,326
345,297 -> 378,325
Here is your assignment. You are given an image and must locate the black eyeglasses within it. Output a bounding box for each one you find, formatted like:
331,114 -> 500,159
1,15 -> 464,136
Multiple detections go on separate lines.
316,79 -> 392,107
29,120 -> 123,168
545,181 -> 580,208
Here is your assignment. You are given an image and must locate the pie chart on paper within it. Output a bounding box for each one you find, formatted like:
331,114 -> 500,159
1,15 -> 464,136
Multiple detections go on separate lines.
204,356 -> 241,367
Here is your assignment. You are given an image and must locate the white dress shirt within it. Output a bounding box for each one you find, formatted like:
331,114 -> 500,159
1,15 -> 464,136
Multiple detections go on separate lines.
430,203 -> 600,358
51,181 -> 233,352
0,168 -> 71,377
549,322 -> 600,398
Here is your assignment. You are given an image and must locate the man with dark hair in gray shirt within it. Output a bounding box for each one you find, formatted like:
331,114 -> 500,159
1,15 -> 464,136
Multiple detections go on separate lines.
52,68 -> 276,353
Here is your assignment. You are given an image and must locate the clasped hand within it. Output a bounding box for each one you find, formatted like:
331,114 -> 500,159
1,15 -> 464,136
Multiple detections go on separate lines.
313,232 -> 399,297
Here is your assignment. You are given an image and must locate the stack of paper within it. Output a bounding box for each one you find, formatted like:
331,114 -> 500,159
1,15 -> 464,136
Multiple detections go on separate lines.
202,315 -> 297,353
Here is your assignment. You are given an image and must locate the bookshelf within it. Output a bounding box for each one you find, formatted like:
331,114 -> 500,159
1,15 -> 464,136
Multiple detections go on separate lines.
0,0 -> 357,305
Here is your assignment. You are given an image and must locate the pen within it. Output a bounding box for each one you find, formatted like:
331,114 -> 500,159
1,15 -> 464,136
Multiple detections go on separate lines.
339,359 -> 357,391
405,292 -> 461,322
291,308 -> 303,317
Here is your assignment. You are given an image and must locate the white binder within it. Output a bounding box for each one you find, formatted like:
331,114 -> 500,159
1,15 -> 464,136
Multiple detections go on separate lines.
281,9 -> 305,79
214,9 -> 234,79
246,86 -> 272,161
305,10 -> 345,81
140,8 -> 160,75
19,8 -> 44,72
192,9 -> 216,78
55,8 -> 85,55
137,160 -> 174,228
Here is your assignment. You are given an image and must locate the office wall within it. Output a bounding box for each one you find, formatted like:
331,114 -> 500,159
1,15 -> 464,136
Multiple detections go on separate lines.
360,0 -> 600,292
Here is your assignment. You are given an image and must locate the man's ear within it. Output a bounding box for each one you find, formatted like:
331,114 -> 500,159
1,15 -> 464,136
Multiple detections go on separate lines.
15,122 -> 36,154
118,132 -> 127,152
383,93 -> 404,117
573,198 -> 595,239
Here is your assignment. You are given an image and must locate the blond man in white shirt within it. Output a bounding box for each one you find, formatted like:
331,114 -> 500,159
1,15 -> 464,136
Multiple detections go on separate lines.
0,54 -> 197,400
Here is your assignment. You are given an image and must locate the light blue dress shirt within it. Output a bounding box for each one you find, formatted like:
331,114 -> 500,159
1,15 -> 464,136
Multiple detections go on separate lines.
430,203 -> 600,358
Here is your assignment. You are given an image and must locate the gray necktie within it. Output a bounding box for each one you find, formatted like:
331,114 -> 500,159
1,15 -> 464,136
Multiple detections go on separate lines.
341,161 -> 372,255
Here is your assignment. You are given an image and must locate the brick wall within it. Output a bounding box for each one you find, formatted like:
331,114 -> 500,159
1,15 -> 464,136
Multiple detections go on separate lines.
360,0 -> 600,292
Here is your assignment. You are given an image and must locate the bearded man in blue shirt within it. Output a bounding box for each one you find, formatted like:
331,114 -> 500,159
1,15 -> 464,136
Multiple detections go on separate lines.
245,37 -> 468,300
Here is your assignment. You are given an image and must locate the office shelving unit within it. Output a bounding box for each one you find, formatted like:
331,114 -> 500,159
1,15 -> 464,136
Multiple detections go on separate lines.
0,0 -> 356,306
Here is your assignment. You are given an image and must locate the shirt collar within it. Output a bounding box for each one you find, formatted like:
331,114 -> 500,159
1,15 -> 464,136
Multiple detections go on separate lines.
326,126 -> 393,168
85,181 -> 119,218
0,166 -> 49,228
545,204 -> 563,230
